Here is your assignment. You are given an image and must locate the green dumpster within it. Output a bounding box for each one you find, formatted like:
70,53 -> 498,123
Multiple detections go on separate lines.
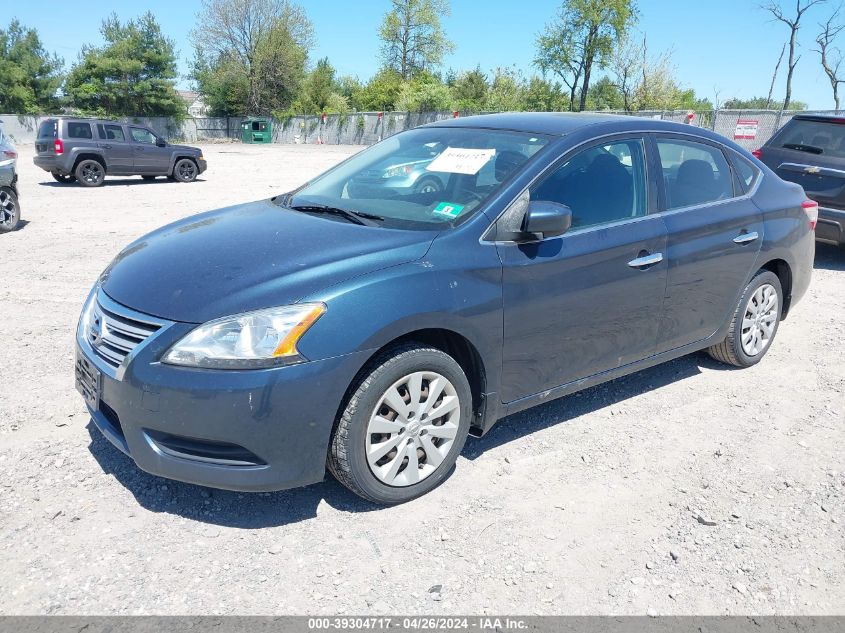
241,117 -> 272,143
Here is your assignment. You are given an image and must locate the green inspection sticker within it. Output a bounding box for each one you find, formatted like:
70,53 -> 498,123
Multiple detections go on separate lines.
432,202 -> 465,218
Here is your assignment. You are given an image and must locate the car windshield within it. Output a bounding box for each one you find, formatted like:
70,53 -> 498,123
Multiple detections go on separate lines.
287,127 -> 550,229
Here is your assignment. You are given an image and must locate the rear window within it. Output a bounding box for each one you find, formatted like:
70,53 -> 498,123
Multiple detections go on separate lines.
773,119 -> 845,158
67,122 -> 93,139
38,120 -> 57,139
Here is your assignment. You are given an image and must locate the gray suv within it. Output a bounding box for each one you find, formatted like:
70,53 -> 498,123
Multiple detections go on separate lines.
33,118 -> 207,187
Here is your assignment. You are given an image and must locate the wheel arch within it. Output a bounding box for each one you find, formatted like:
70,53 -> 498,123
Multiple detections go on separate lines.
758,258 -> 793,318
334,328 -> 489,439
170,155 -> 199,174
71,152 -> 107,173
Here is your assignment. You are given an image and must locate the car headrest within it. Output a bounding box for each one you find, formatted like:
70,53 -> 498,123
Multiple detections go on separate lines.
677,159 -> 715,184
495,150 -> 529,182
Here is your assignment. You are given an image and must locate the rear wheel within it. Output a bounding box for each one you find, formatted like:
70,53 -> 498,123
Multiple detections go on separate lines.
51,172 -> 76,184
75,159 -> 106,187
0,187 -> 20,233
328,344 -> 472,504
172,158 -> 198,183
707,270 -> 782,367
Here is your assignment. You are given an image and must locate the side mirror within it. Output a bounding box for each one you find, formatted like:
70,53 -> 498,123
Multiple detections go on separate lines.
156,138 -> 167,147
520,201 -> 572,241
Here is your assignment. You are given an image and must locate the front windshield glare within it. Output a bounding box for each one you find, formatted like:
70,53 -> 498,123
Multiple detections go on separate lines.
289,127 -> 549,229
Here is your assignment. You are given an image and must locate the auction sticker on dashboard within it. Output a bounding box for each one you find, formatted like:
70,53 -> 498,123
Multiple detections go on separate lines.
433,202 -> 464,218
426,147 -> 496,174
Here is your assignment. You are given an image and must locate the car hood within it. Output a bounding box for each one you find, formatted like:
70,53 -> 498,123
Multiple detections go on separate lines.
168,143 -> 200,154
101,199 -> 436,323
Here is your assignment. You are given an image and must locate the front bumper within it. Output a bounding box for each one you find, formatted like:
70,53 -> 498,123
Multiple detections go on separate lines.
77,294 -> 369,492
197,158 -> 208,174
817,206 -> 845,245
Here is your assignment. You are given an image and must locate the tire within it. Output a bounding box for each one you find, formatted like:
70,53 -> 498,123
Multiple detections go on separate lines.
74,159 -> 106,187
707,270 -> 783,368
52,172 -> 76,183
328,343 -> 472,504
0,187 -> 20,233
141,175 -> 157,181
414,176 -> 443,194
172,158 -> 198,183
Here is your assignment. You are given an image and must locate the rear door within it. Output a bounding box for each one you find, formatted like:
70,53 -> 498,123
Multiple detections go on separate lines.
760,116 -> 845,210
498,135 -> 668,403
129,127 -> 170,174
96,123 -> 133,174
654,135 -> 764,353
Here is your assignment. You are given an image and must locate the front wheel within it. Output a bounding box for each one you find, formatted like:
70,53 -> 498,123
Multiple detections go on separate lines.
328,344 -> 472,504
172,158 -> 198,183
0,187 -> 20,232
52,172 -> 76,183
707,270 -> 783,367
75,159 -> 106,187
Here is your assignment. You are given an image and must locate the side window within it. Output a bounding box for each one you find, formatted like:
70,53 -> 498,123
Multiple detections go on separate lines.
657,139 -> 734,210
531,139 -> 647,230
97,124 -> 126,142
67,122 -> 93,139
130,128 -> 156,144
732,154 -> 760,192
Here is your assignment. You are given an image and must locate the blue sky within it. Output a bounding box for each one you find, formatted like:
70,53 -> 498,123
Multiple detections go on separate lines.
8,0 -> 840,109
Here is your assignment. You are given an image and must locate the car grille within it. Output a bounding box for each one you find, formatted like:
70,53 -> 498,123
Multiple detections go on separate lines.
86,292 -> 164,371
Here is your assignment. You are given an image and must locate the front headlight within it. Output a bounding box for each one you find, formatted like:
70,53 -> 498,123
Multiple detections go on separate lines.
382,164 -> 413,178
163,303 -> 326,370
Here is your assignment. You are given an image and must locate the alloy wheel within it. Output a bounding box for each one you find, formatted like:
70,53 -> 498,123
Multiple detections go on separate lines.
365,371 -> 461,487
0,189 -> 18,229
741,283 -> 778,357
177,161 -> 196,180
80,162 -> 104,185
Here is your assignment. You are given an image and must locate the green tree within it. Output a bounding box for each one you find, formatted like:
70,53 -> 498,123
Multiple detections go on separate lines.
295,58 -> 349,113
379,0 -> 454,80
450,66 -> 488,111
64,12 -> 183,117
0,20 -> 63,114
191,0 -> 313,115
396,71 -> 452,111
357,68 -> 405,111
524,76 -> 568,111
585,76 -> 623,110
485,67 -> 526,112
723,96 -> 807,110
535,0 -> 637,111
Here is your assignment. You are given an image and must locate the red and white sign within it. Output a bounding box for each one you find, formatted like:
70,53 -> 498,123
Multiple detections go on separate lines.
734,119 -> 759,140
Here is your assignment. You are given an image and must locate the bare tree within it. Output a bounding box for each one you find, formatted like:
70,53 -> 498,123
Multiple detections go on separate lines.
762,0 -> 827,110
766,44 -> 786,108
814,6 -> 845,109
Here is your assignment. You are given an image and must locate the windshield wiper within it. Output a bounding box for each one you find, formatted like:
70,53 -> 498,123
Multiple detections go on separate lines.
289,204 -> 384,226
782,143 -> 824,155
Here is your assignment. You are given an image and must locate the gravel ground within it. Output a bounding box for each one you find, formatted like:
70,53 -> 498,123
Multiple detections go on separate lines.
0,143 -> 843,615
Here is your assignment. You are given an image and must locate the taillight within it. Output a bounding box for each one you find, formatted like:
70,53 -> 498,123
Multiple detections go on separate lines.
2,150 -> 16,159
752,149 -> 762,159
802,199 -> 818,230
54,139 -> 64,155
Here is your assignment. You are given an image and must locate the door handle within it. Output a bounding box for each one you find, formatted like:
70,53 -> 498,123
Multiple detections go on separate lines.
627,252 -> 663,268
733,231 -> 759,245
99,144 -> 112,149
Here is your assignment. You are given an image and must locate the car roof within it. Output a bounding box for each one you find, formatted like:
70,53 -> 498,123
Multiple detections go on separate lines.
423,111 -> 720,137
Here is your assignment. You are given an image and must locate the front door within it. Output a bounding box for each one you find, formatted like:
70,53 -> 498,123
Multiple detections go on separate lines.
652,135 -> 764,352
129,127 -> 170,174
497,136 -> 669,403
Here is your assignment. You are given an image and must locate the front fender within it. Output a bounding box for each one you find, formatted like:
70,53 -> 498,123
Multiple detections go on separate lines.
296,230 -> 505,417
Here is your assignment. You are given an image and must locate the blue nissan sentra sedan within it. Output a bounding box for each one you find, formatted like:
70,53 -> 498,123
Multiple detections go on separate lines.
76,113 -> 815,504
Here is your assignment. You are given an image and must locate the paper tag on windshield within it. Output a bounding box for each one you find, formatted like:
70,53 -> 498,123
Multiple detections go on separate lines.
426,148 -> 496,175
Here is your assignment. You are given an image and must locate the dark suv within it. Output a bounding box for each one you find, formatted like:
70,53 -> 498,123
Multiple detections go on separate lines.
33,118 -> 207,187
756,113 -> 845,245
